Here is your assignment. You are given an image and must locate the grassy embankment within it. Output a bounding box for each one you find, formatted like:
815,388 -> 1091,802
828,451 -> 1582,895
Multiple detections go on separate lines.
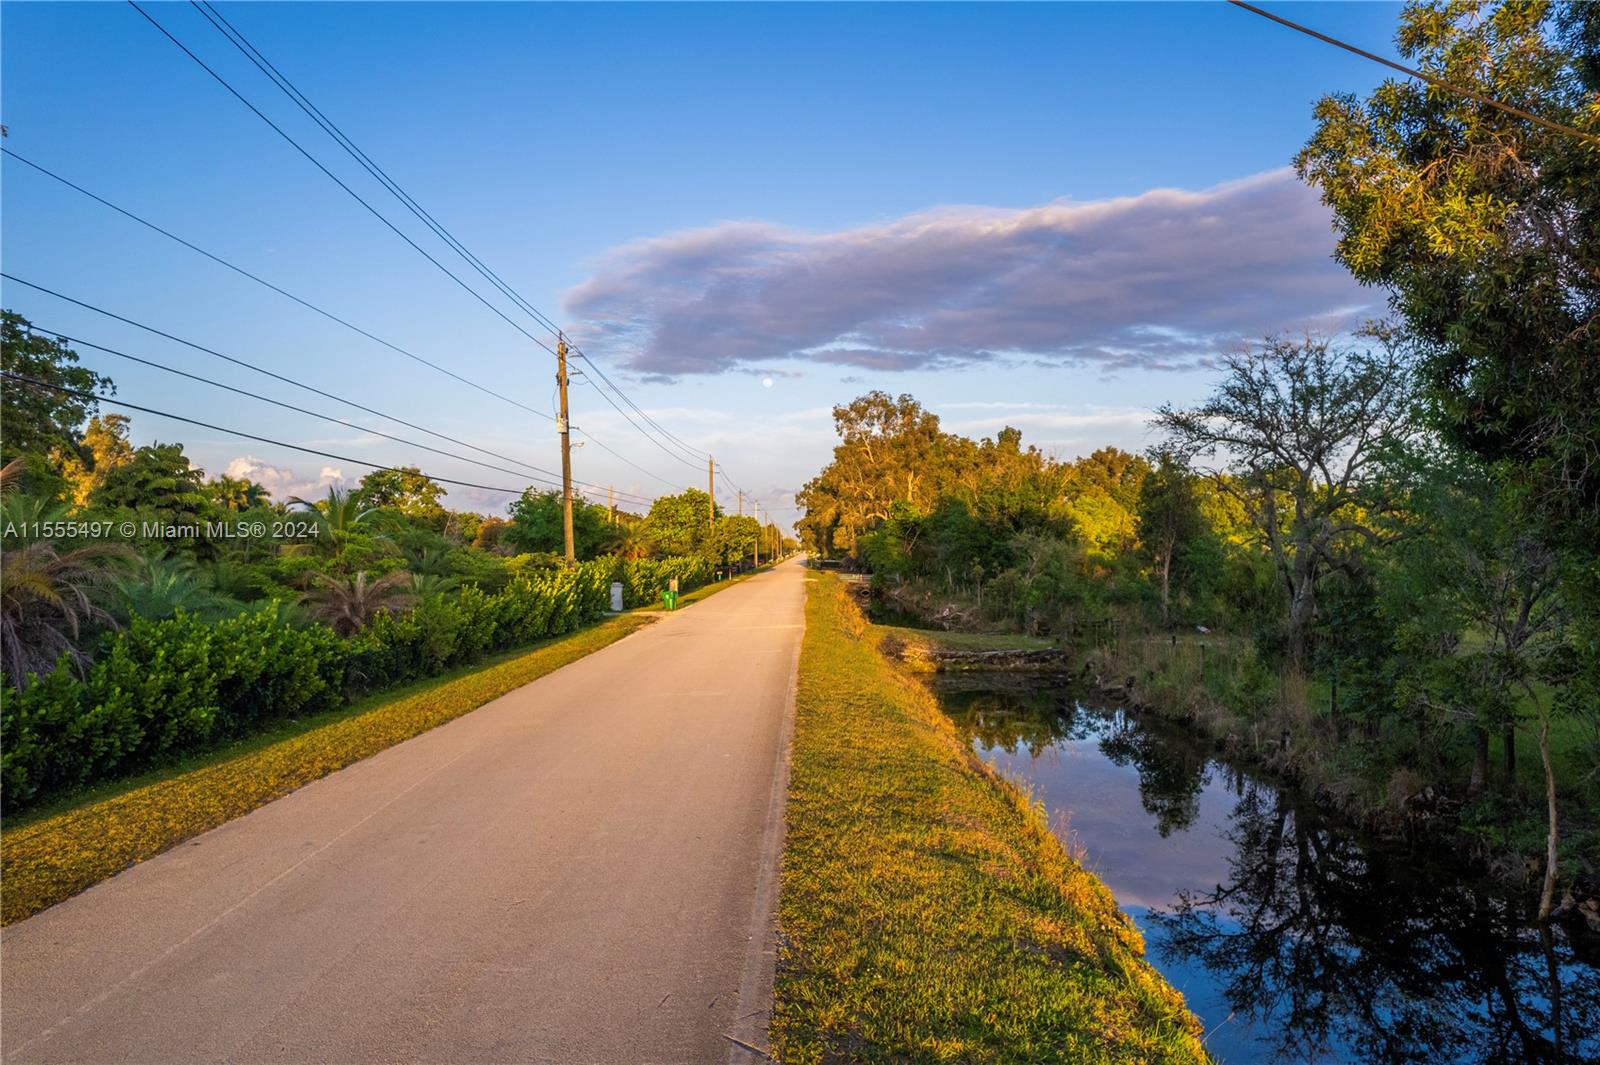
1,614 -> 653,925
773,573 -> 1207,1064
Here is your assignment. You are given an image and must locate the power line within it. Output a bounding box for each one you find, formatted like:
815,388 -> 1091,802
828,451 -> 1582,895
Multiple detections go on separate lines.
30,325 -> 597,497
2,274 -> 586,491
577,376 -> 705,472
132,0 -> 752,500
190,0 -> 569,344
571,428 -> 681,491
1,147 -> 553,422
571,349 -> 709,459
182,5 -> 720,480
1227,1 -> 1600,145
1,370 -> 530,497
135,2 -> 717,493
126,0 -> 563,359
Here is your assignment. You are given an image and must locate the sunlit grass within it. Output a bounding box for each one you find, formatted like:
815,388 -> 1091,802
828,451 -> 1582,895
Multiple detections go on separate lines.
878,624 -> 1057,653
773,573 -> 1207,1064
0,614 -> 652,925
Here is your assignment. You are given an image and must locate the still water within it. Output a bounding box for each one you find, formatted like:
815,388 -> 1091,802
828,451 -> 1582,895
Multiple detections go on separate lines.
932,674 -> 1600,1064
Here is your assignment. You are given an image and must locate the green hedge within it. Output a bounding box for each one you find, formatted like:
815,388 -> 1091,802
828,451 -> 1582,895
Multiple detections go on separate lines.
1,557 -> 649,811
615,555 -> 715,607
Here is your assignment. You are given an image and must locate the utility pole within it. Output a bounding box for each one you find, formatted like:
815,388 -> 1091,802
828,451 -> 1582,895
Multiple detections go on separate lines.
753,505 -> 760,567
607,485 -> 615,525
707,456 -> 715,531
557,334 -> 575,566
737,489 -> 743,516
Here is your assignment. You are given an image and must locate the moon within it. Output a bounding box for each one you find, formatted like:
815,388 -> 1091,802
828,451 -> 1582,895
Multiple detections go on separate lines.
761,376 -> 774,388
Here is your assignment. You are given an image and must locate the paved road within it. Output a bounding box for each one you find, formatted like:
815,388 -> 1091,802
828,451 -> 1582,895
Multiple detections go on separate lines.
2,560 -> 805,1065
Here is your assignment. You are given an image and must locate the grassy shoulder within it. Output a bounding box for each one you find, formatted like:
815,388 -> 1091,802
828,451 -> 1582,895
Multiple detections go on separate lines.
878,624 -> 1056,653
773,573 -> 1206,1064
0,613 -> 652,925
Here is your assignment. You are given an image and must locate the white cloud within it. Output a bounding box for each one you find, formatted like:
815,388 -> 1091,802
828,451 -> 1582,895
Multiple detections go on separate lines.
225,456 -> 345,502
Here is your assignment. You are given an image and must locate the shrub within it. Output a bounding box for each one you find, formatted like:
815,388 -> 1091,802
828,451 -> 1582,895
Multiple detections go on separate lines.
0,606 -> 347,807
0,554 -> 687,812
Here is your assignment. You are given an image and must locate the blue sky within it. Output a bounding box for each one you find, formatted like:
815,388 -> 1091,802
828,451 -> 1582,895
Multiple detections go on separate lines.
1,1 -> 1404,525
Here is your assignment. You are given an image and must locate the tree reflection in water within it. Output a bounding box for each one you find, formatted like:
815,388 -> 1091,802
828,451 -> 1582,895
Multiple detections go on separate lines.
935,675 -> 1600,1064
1147,783 -> 1599,1063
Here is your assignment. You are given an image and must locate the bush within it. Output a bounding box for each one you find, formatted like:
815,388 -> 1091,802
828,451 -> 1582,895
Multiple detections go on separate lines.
1,607 -> 345,806
0,556 -> 634,812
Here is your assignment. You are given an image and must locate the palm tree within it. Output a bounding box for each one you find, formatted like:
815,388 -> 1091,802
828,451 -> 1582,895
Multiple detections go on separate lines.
301,570 -> 415,636
1,540 -> 130,686
287,486 -> 377,552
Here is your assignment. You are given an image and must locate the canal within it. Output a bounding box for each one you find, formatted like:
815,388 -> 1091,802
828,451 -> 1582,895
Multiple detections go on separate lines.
931,673 -> 1600,1064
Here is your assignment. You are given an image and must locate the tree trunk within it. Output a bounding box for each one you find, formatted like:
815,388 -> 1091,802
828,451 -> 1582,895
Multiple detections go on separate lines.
1503,725 -> 1516,789
1287,576 -> 1316,668
1160,551 -> 1172,626
1469,727 -> 1489,796
1538,717 -> 1558,923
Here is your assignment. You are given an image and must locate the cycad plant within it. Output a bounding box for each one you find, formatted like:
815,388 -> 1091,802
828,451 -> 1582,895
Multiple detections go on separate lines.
114,552 -> 243,623
301,570 -> 415,636
0,458 -> 132,685
1,540 -> 130,686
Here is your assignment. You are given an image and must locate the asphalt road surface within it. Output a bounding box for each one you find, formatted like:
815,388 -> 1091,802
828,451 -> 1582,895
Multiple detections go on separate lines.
2,560 -> 805,1065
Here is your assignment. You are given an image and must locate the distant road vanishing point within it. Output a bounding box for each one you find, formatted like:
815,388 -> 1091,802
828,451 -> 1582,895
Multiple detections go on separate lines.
2,561 -> 805,1064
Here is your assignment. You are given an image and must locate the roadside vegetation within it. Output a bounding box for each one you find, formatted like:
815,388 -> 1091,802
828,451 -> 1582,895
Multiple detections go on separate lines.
796,2 -> 1599,923
0,310 -> 796,817
772,573 -> 1207,1064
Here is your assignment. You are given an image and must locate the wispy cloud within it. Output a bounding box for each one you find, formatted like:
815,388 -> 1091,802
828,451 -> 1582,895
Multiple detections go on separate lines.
563,169 -> 1369,378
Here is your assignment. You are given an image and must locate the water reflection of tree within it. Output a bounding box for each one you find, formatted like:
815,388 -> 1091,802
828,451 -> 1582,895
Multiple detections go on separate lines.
1099,711 -> 1213,837
937,682 -> 1093,755
1148,783 -> 1599,1064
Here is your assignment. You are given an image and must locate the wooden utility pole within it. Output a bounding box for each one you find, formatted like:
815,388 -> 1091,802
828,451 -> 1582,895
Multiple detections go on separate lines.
707,457 -> 715,530
737,489 -> 743,516
607,485 -> 615,524
753,505 -> 759,567
557,335 -> 575,566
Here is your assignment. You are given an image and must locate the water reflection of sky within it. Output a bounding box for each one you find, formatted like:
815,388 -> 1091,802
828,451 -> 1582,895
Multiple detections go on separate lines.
985,733 -> 1235,911
975,721 -> 1327,1061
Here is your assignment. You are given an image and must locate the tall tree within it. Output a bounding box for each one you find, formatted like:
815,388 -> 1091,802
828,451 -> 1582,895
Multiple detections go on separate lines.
352,466 -> 447,523
1154,333 -> 1416,665
56,414 -> 135,508
0,311 -> 113,466
506,489 -> 623,559
642,488 -> 719,557
1137,451 -> 1206,625
797,392 -> 945,557
1296,0 -> 1600,542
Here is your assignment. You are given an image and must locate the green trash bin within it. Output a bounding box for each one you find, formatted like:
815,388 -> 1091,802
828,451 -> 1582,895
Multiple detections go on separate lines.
661,589 -> 678,610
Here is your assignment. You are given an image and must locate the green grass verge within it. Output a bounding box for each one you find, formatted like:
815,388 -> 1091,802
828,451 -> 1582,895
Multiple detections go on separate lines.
0,614 -> 653,925
879,624 -> 1057,653
773,574 -> 1207,1064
